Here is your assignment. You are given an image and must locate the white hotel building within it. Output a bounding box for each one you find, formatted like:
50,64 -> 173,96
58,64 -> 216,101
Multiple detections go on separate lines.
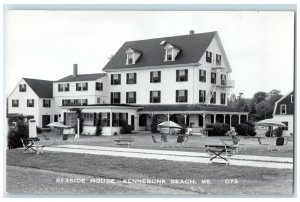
7,31 -> 248,135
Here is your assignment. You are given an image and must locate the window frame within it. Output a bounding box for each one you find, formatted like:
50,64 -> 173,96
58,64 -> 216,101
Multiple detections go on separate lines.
150,71 -> 161,83
150,91 -> 161,103
210,92 -> 216,104
280,104 -> 287,114
111,92 -> 121,104
27,99 -> 34,107
221,93 -> 226,105
211,72 -> 217,84
126,73 -> 137,84
96,82 -> 103,91
111,74 -> 121,85
43,99 -> 51,108
176,90 -> 188,103
19,84 -> 26,92
206,51 -> 212,63
126,91 -> 136,104
176,69 -> 188,82
12,99 -> 19,107
199,69 -> 206,82
199,90 -> 206,103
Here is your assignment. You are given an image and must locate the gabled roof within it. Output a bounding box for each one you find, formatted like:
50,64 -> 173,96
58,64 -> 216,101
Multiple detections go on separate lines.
273,91 -> 294,115
138,104 -> 247,113
55,73 -> 106,83
103,32 -> 217,71
23,78 -> 53,98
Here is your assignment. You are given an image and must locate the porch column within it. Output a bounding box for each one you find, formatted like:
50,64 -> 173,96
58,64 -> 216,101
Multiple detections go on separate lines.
110,111 -> 113,127
167,113 -> 170,121
213,114 -> 216,124
137,114 -> 140,132
184,113 -> 187,125
229,114 -> 232,127
203,113 -> 206,128
238,114 -> 241,124
223,114 -> 226,124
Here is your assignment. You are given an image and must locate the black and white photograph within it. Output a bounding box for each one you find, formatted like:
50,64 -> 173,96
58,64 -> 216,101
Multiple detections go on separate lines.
3,4 -> 296,198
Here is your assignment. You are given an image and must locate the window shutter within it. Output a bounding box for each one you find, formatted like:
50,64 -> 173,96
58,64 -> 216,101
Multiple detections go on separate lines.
63,112 -> 66,125
150,72 -> 153,83
185,69 -> 188,81
118,74 -> 121,84
111,74 -> 113,85
204,70 -> 206,82
126,92 -> 128,103
150,91 -> 152,103
176,70 -> 179,81
107,113 -> 110,126
93,113 -> 97,126
110,92 -> 113,104
126,113 -> 128,121
134,73 -> 137,83
176,90 -> 178,102
204,90 -> 206,102
126,74 -> 129,84
158,71 -> 161,82
185,90 -> 188,102
158,91 -> 161,102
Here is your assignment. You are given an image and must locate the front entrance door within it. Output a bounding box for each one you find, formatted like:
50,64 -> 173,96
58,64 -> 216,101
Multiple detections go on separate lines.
54,115 -> 58,122
131,115 -> 135,130
42,115 -> 51,128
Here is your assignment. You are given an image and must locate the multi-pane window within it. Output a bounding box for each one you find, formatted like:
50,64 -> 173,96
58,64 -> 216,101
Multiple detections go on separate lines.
76,82 -> 88,91
19,84 -> 26,92
210,92 -> 216,104
62,99 -> 88,106
150,91 -> 161,103
111,74 -> 121,85
216,54 -> 222,65
199,70 -> 206,82
126,92 -> 136,103
282,122 -> 288,131
82,113 -> 94,126
176,90 -> 188,103
280,104 -> 287,114
12,99 -> 19,107
66,113 -> 76,126
291,95 -> 294,103
99,112 -> 110,127
206,51 -> 212,63
211,72 -> 216,84
97,98 -> 101,104
199,90 -> 206,103
43,99 -> 51,108
127,52 -> 134,64
126,73 -> 137,84
111,92 -> 121,104
176,69 -> 188,82
112,113 -> 128,127
221,74 -> 226,86
27,99 -> 34,107
96,82 -> 103,91
150,71 -> 161,83
221,93 -> 226,105
58,83 -> 69,92
166,49 -> 172,61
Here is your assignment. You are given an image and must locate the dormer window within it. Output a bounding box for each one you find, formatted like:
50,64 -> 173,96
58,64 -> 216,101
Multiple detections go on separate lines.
164,44 -> 181,62
125,48 -> 142,65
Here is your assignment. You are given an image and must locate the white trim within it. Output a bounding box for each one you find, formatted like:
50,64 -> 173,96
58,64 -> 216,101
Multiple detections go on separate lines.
273,91 -> 293,115
280,104 -> 287,115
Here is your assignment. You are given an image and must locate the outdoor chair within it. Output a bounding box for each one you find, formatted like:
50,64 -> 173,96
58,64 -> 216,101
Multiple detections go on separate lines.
63,134 -> 69,141
275,137 -> 288,151
161,135 -> 169,147
152,135 -> 161,143
44,134 -> 52,140
20,138 -> 44,154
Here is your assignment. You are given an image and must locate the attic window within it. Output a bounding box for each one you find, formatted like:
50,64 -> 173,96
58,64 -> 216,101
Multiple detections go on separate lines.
164,44 -> 181,62
125,48 -> 142,65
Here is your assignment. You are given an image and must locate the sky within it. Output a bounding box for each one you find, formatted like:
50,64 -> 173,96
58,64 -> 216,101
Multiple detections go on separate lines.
6,11 -> 294,98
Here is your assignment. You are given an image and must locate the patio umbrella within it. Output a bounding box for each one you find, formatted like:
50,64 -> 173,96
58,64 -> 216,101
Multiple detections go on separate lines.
47,122 -> 69,135
158,121 -> 182,128
256,119 -> 286,151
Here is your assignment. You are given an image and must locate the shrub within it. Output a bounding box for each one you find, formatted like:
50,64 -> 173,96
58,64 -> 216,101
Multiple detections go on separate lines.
7,119 -> 29,149
95,118 -> 102,136
120,120 -> 132,134
150,116 -> 158,133
234,123 -> 256,136
206,123 -> 230,136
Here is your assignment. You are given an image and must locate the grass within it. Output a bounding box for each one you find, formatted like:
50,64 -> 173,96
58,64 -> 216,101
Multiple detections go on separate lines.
6,149 -> 293,195
38,129 -> 294,158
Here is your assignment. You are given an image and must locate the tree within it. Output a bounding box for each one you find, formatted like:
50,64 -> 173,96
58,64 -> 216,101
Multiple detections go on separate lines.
255,100 -> 274,120
268,89 -> 283,106
253,91 -> 267,104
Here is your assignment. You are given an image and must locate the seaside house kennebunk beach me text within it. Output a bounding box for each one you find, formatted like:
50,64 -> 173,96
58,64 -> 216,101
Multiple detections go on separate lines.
7,31 -> 249,136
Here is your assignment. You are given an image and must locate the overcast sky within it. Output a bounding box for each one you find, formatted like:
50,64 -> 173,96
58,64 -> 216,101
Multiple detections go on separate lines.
6,11 -> 294,98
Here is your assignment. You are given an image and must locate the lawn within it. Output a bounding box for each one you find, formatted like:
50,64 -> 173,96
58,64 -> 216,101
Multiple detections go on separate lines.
38,129 -> 294,158
6,149 -> 293,195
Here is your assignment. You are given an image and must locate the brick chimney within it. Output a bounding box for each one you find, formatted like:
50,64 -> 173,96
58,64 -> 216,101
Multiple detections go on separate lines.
73,64 -> 78,77
190,30 -> 195,35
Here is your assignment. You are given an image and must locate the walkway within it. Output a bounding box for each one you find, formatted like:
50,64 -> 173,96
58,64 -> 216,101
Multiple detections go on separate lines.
44,145 -> 293,169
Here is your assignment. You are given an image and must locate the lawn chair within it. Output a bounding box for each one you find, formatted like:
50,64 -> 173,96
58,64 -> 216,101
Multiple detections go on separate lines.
44,134 -> 52,140
152,135 -> 161,143
275,137 -> 288,151
161,135 -> 169,147
63,134 -> 69,141
172,135 -> 185,149
20,138 -> 44,154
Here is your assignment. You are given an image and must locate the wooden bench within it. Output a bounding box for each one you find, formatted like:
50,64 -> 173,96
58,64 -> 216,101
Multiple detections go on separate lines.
114,135 -> 135,148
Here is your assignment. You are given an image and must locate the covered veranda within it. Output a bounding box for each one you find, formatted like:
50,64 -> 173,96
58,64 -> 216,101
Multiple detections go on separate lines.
137,104 -> 248,133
